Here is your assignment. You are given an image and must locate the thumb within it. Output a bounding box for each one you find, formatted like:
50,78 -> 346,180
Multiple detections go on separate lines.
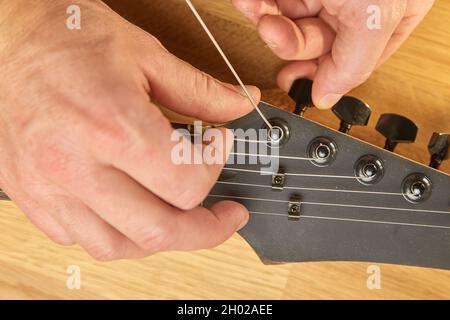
312,0 -> 406,109
141,44 -> 261,123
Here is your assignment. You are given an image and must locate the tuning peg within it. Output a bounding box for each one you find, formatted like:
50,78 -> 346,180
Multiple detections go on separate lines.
288,79 -> 313,117
428,132 -> 449,169
375,114 -> 418,151
332,96 -> 372,133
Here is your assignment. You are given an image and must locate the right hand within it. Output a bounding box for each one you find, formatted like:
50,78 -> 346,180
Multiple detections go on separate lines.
0,0 -> 260,260
232,0 -> 434,109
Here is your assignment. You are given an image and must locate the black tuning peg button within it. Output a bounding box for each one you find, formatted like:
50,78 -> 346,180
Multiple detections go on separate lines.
332,96 -> 372,133
288,79 -> 313,117
428,132 -> 449,169
376,114 -> 418,152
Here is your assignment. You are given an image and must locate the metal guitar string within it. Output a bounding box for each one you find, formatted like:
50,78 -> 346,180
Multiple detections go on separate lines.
185,134 -> 359,178
216,181 -> 403,196
208,194 -> 450,215
222,167 -> 357,179
247,211 -> 450,230
184,0 -> 273,131
229,152 -> 314,161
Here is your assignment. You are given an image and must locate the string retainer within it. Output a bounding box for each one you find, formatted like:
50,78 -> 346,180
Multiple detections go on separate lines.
271,168 -> 286,191
288,195 -> 302,221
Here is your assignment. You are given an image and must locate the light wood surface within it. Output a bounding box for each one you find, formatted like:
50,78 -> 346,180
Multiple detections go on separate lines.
0,0 -> 449,299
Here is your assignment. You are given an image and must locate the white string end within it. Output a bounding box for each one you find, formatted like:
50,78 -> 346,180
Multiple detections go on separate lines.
184,0 -> 273,130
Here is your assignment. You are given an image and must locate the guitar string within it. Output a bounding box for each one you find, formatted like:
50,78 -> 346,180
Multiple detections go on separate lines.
184,134 -> 378,178
222,167 -> 357,179
175,108 -> 445,204
185,135 -> 316,160
184,0 -> 273,131
248,211 -> 450,230
229,152 -> 314,161
216,181 -> 403,196
208,194 -> 450,215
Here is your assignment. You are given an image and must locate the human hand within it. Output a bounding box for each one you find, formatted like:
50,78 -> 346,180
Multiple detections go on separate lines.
232,0 -> 434,108
0,0 -> 260,260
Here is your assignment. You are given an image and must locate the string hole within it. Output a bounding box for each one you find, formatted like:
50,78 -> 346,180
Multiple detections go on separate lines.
307,137 -> 337,167
315,144 -> 331,159
268,126 -> 284,144
354,155 -> 384,185
262,118 -> 290,148
402,173 -> 432,204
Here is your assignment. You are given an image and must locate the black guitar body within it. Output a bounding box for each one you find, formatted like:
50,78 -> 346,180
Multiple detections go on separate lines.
205,102 -> 450,269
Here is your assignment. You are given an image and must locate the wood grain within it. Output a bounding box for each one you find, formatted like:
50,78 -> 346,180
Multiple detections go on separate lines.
0,0 -> 449,299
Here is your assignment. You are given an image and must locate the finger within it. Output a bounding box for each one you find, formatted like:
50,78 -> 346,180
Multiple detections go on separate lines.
277,60 -> 318,92
46,193 -> 148,261
257,15 -> 335,60
140,47 -> 260,123
9,190 -> 75,246
232,0 -> 279,24
312,0 -> 407,109
24,207 -> 75,246
276,0 -> 323,19
232,0 -> 322,23
94,100 -> 233,210
62,165 -> 248,252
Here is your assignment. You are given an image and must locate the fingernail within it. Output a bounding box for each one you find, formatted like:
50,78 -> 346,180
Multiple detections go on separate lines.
232,85 -> 247,97
262,36 -> 277,49
236,212 -> 250,231
233,85 -> 260,101
318,94 -> 342,109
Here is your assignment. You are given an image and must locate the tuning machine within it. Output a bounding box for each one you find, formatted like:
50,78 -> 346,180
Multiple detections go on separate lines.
375,114 -> 418,151
288,79 -> 313,117
332,96 -> 372,134
428,132 -> 449,169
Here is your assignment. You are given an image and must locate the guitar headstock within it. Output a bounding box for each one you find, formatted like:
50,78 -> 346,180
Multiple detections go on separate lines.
205,81 -> 450,270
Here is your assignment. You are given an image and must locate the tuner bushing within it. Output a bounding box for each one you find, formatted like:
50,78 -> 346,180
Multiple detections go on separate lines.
262,118 -> 290,148
354,155 -> 384,185
401,173 -> 432,204
307,137 -> 338,167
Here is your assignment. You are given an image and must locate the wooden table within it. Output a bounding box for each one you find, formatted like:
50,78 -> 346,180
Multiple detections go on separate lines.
0,0 -> 449,299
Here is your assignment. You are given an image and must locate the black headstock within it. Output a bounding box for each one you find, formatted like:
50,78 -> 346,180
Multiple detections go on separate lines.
204,102 -> 450,270
1,90 -> 449,270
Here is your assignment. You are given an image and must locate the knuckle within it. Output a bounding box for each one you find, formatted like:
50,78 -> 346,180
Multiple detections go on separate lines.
340,0 -> 405,30
94,116 -> 130,147
192,73 -> 218,111
136,224 -> 173,253
32,144 -> 72,178
333,64 -> 373,91
340,8 -> 367,30
86,242 -> 120,262
175,181 -> 210,210
344,70 -> 372,87
51,235 -> 76,246
98,104 -> 168,157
